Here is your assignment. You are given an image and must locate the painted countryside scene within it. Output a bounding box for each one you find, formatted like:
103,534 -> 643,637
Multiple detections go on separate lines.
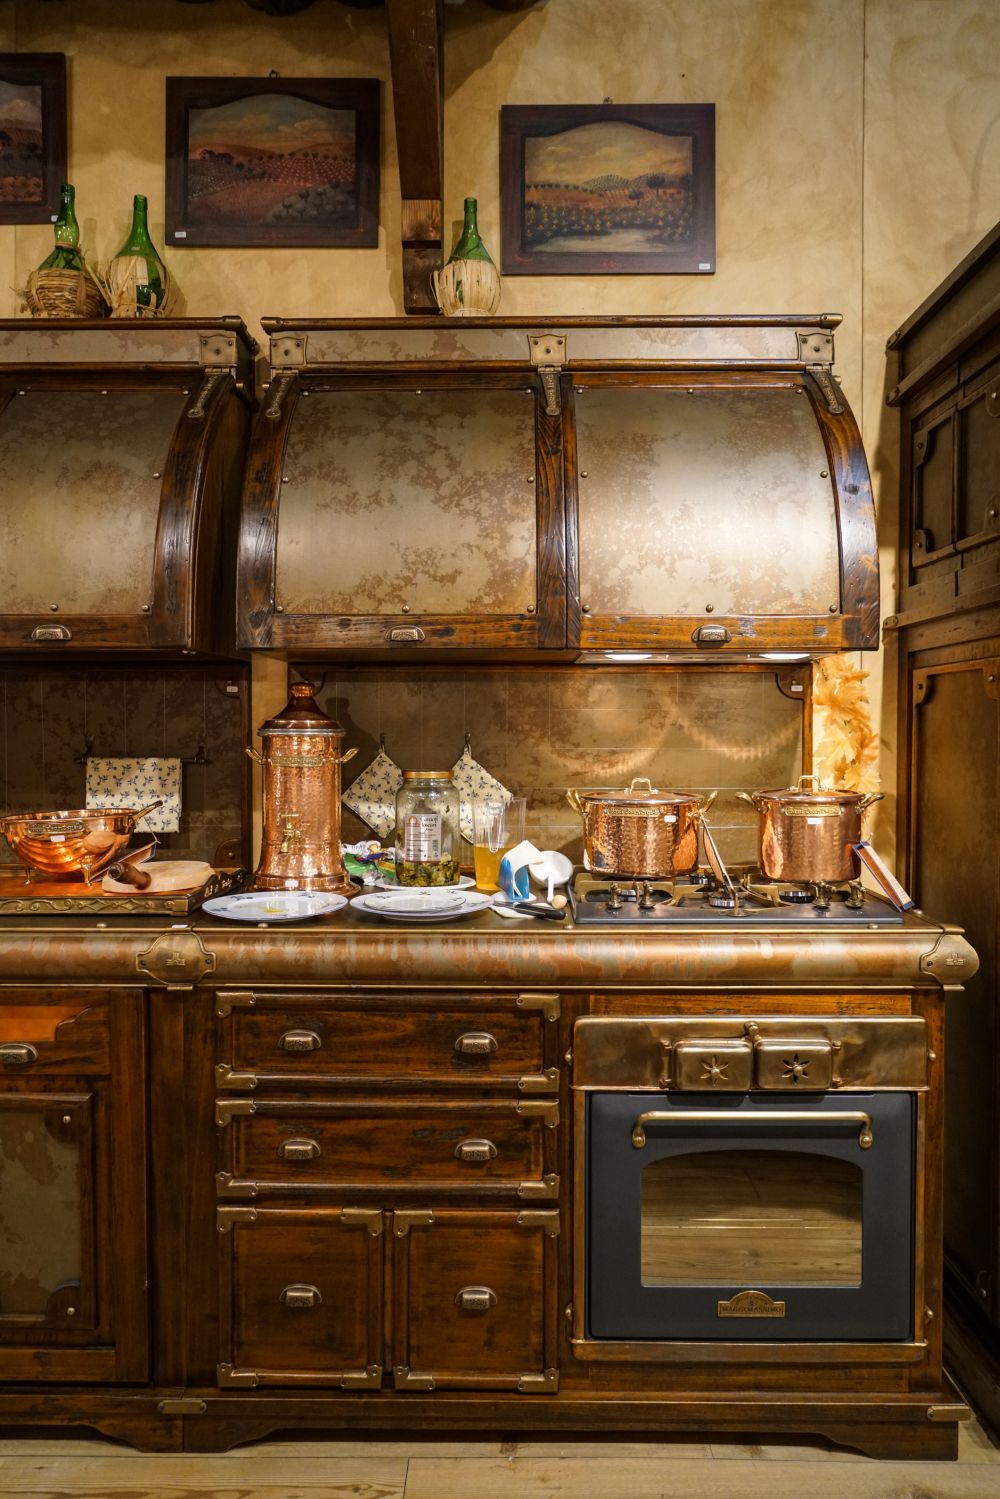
0,80 -> 43,203
524,119 -> 693,254
187,92 -> 358,229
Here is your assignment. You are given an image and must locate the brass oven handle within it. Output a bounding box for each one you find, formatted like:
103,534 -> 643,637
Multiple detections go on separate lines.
0,1042 -> 38,1066
278,1029 -> 323,1052
630,1109 -> 873,1151
455,1285 -> 497,1312
455,1138 -> 498,1163
280,1283 -> 323,1309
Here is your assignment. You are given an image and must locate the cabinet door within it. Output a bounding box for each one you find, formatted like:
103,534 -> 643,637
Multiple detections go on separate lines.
566,372 -> 875,654
0,989 -> 147,1381
238,374 -> 567,652
217,1205 -> 385,1388
391,1208 -> 559,1392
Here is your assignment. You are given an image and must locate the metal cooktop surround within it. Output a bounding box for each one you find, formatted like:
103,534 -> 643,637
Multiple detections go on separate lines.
569,870 -> 905,925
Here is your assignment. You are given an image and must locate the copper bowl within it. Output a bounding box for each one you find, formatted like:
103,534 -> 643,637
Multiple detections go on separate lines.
0,801 -> 162,883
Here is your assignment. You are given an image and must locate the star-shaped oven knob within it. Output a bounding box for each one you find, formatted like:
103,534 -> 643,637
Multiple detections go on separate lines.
700,1055 -> 729,1086
782,1053 -> 810,1083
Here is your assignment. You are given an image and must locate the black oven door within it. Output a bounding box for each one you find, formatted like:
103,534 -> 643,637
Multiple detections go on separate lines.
587,1091 -> 913,1340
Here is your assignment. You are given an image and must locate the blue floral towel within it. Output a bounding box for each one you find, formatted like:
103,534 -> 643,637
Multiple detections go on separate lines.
85,757 -> 182,833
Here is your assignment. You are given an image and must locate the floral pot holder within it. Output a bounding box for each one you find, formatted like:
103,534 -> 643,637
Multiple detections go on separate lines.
341,738 -> 404,840
451,738 -> 511,843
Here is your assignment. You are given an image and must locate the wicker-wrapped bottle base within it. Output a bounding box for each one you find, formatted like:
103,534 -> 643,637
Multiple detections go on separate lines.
105,254 -> 175,319
23,266 -> 108,319
431,257 -> 502,317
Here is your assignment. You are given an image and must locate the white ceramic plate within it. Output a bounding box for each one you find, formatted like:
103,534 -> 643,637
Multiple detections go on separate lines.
351,888 -> 493,922
373,874 -> 475,891
202,891 -> 349,923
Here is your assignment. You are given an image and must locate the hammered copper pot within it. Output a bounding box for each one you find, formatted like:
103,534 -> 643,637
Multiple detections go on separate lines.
0,802 -> 162,883
247,681 -> 357,894
566,779 -> 717,878
737,775 -> 883,884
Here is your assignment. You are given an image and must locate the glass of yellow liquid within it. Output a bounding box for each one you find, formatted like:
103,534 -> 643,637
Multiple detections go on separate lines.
473,797 -> 526,893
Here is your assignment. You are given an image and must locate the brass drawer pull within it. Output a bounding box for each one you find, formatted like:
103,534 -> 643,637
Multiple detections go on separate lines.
0,1043 -> 38,1066
278,1029 -> 322,1053
454,1031 -> 497,1056
279,1138 -> 321,1162
455,1285 -> 497,1312
280,1283 -> 323,1309
455,1138 -> 498,1163
631,1108 -> 874,1151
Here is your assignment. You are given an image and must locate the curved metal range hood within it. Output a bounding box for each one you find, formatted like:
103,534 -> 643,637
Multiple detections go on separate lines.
239,316 -> 878,660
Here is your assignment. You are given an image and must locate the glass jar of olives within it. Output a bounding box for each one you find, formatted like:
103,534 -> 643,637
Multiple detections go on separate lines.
394,771 -> 461,886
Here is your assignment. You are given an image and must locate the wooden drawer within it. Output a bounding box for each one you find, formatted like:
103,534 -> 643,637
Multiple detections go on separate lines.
0,991 -> 112,1076
216,991 -> 558,1092
392,1207 -> 559,1392
217,1205 -> 385,1389
216,1096 -> 560,1200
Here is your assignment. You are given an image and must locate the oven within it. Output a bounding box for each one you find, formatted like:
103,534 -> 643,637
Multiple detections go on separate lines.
574,1016 -> 929,1346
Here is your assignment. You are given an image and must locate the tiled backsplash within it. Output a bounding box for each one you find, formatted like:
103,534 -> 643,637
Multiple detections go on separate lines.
0,666 -> 248,868
309,666 -> 807,867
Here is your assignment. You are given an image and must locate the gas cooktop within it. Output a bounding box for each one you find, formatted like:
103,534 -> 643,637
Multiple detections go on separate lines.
568,871 -> 905,925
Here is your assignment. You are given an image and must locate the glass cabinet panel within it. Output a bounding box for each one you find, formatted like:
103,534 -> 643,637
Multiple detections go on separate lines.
0,390 -> 186,615
640,1148 -> 862,1286
574,386 -> 840,617
276,389 -> 538,616
0,1098 -> 86,1319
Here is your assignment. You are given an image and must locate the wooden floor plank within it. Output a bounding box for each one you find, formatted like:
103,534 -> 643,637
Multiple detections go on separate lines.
0,1455 -> 406,1495
400,1455 -> 1000,1499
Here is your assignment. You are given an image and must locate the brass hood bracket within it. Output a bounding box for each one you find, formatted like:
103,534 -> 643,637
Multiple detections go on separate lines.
797,329 -> 844,414
529,333 -> 566,416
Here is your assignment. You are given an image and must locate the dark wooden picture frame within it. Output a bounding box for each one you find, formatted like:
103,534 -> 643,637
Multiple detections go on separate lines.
165,76 -> 379,249
0,53 -> 67,225
500,103 -> 715,276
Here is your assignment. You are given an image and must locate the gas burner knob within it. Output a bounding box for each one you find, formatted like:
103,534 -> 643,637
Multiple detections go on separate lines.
606,882 -> 623,912
707,891 -> 737,910
687,870 -> 711,888
778,887 -> 814,904
637,883 -> 656,911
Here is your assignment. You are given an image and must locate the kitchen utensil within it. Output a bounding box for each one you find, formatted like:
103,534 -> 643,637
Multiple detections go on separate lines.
737,776 -> 884,884
472,797 -> 526,892
350,888 -> 493,922
566,779 -> 717,879
202,890 -> 348,923
492,895 -> 566,922
0,801 -> 163,883
102,857 -> 213,895
247,681 -> 358,895
853,842 -> 914,911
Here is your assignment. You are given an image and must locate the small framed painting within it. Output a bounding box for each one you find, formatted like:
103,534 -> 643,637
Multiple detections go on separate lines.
500,103 -> 715,276
165,76 -> 379,248
0,53 -> 67,225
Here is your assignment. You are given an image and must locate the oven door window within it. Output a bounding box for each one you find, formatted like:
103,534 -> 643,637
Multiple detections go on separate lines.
641,1149 -> 863,1287
587,1092 -> 913,1341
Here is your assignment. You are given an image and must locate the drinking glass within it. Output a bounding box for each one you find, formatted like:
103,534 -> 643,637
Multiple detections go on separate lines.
472,797 -> 526,893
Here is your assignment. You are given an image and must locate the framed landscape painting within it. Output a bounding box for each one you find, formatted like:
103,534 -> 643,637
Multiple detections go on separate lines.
165,76 -> 379,248
500,103 -> 715,276
0,53 -> 66,225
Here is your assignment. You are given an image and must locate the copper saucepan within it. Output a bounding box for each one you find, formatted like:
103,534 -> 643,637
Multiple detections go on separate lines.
737,775 -> 883,884
0,801 -> 163,884
567,778 -> 717,878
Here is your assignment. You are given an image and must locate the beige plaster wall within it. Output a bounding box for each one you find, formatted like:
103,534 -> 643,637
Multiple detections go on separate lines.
2,0 -> 1000,866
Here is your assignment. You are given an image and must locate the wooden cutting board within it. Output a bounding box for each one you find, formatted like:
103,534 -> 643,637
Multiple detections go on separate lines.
102,860 -> 213,894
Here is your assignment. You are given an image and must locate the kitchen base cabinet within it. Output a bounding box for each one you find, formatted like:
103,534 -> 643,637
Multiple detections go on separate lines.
0,940 -> 975,1460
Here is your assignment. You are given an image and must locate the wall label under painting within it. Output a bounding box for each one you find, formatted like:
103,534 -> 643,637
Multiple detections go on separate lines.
165,76 -> 379,249
500,103 -> 714,276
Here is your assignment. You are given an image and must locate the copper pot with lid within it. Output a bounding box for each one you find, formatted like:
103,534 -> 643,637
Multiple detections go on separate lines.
737,775 -> 883,884
247,681 -> 357,893
566,778 -> 717,878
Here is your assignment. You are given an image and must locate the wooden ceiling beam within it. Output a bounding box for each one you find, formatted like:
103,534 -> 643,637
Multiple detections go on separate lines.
385,0 -> 444,313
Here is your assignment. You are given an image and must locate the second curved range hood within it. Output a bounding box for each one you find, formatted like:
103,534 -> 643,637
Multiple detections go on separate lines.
237,316 -> 877,661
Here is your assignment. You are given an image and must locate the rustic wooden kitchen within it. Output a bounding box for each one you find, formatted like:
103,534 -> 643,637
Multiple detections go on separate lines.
1,0 -> 999,1477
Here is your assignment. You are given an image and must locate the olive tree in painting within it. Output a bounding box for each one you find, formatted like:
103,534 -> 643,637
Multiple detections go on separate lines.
165,77 -> 379,249
500,104 -> 714,276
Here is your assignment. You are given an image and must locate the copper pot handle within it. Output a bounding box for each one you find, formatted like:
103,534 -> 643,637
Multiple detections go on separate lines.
566,789 -> 584,816
246,747 -> 263,765
696,790 -> 718,817
131,800 -> 164,823
858,791 -> 885,812
625,777 -> 656,796
337,747 -> 358,767
735,791 -> 758,806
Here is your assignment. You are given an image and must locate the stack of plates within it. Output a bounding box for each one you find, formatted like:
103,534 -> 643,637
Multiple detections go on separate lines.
350,888 -> 493,922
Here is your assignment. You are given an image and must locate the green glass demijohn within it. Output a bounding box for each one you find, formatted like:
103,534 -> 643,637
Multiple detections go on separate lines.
38,183 -> 84,273
109,194 -> 170,316
431,197 -> 501,317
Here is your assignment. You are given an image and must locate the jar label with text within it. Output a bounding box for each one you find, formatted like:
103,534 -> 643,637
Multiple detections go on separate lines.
403,813 -> 442,861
